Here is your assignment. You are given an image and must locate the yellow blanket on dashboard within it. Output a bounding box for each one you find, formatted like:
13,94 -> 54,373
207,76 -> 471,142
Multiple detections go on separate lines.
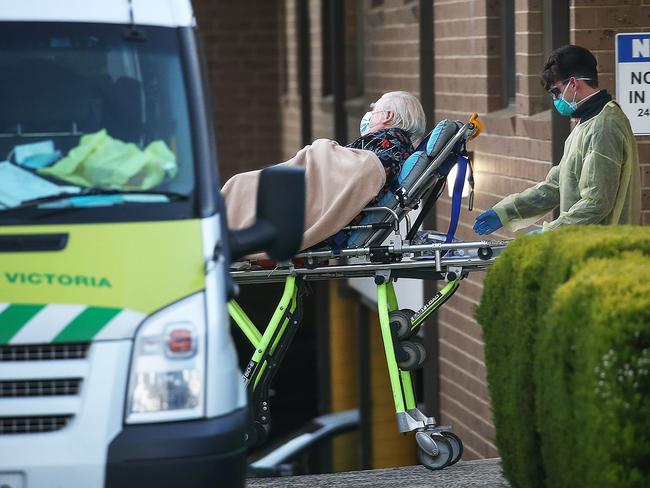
39,129 -> 177,190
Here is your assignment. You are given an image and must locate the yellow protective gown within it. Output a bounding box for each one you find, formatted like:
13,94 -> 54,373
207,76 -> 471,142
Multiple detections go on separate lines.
493,100 -> 641,232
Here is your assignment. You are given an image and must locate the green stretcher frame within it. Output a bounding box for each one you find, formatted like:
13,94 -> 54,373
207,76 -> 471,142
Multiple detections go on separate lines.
228,273 -> 460,444
377,277 -> 460,415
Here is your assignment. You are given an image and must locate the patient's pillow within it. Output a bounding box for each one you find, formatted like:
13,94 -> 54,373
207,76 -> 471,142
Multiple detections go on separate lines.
425,119 -> 462,158
397,150 -> 427,188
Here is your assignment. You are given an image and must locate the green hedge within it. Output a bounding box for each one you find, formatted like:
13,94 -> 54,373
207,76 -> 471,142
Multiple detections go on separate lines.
536,254 -> 650,488
476,226 -> 650,488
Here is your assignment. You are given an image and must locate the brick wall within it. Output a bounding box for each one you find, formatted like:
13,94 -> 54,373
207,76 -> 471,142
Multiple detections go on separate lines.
433,0 -> 553,460
279,0 -> 422,154
433,0 -> 504,459
193,0 -> 326,451
280,0 -> 302,158
323,0 -> 422,469
258,0 -> 650,468
193,0 -> 283,180
354,0 -> 420,468
571,0 -> 650,224
363,1 -> 421,99
433,0 -> 650,460
275,0 -> 552,464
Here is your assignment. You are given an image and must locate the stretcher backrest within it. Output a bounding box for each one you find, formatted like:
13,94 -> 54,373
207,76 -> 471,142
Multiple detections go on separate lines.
345,119 -> 464,248
399,119 -> 463,189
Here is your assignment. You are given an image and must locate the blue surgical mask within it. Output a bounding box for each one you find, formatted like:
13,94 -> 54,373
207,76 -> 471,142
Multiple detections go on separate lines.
553,82 -> 578,117
553,78 -> 591,117
360,111 -> 372,136
11,140 -> 61,169
21,150 -> 62,169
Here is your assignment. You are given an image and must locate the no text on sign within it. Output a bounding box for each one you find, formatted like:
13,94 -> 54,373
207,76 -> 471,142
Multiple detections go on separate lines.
616,33 -> 650,135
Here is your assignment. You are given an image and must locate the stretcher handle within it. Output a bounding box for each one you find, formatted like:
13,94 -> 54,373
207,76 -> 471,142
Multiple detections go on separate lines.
468,113 -> 483,141
360,206 -> 401,232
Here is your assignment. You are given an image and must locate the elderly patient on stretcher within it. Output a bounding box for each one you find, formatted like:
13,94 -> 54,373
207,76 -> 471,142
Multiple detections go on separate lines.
222,91 -> 426,258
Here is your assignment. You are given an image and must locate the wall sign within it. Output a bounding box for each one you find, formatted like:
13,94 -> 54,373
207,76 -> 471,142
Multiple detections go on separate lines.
616,33 -> 650,135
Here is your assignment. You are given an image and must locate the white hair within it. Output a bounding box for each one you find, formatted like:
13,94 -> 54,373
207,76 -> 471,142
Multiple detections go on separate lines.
375,91 -> 426,145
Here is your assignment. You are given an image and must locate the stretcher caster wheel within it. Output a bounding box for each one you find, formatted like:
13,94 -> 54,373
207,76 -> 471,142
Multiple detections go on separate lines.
477,247 -> 493,260
416,432 -> 453,470
441,431 -> 463,465
247,421 -> 270,447
390,309 -> 415,340
397,337 -> 427,371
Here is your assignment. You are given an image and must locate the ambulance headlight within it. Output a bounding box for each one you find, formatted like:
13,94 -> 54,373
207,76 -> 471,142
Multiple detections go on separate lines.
126,293 -> 206,423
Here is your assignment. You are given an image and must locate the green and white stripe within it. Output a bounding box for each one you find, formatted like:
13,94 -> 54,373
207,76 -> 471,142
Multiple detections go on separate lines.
0,303 -> 146,344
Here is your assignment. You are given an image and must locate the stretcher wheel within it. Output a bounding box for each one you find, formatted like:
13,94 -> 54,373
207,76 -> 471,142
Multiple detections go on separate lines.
390,309 -> 415,340
305,257 -> 320,269
255,421 -> 271,446
477,247 -> 493,260
441,431 -> 463,465
245,420 -> 270,447
416,432 -> 453,470
397,337 -> 427,371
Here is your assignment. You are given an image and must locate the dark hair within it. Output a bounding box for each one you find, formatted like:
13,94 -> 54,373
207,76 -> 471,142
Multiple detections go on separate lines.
540,45 -> 599,90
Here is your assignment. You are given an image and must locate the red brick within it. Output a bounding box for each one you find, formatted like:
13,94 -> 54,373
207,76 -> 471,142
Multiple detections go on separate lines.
439,392 -> 497,449
267,0 -> 650,467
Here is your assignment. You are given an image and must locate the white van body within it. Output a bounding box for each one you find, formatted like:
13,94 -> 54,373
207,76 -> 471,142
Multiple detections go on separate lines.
0,1 -> 248,487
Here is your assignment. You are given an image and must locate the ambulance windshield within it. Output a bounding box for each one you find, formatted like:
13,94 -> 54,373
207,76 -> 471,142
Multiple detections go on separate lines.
0,22 -> 196,219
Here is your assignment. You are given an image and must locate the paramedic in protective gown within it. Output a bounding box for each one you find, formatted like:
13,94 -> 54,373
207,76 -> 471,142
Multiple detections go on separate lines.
473,45 -> 641,235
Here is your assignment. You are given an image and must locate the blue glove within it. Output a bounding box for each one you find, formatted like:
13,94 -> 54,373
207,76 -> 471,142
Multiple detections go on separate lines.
473,209 -> 502,235
527,228 -> 543,235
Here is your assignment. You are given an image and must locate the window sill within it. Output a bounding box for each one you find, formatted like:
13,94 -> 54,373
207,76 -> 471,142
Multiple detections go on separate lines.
518,110 -> 552,140
482,105 -> 552,140
482,105 -> 517,137
319,94 -> 334,113
318,94 -> 366,116
344,96 -> 366,114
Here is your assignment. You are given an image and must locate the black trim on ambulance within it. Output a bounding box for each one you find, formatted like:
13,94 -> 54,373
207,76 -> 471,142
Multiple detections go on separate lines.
105,407 -> 247,488
178,27 -> 221,219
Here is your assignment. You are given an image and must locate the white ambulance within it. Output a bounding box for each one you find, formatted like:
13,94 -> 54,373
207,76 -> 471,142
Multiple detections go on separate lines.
0,1 -> 304,487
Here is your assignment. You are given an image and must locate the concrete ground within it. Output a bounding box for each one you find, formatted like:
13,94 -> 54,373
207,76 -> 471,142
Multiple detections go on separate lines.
247,458 -> 509,488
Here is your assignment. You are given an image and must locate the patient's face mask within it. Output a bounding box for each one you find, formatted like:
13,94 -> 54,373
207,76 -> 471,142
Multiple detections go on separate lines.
360,111 -> 372,136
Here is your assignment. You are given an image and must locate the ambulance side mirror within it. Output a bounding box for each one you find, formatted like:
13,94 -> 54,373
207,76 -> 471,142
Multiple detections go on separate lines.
227,166 -> 305,262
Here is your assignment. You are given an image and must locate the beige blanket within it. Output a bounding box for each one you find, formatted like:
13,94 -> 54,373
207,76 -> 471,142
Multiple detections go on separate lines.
222,139 -> 385,257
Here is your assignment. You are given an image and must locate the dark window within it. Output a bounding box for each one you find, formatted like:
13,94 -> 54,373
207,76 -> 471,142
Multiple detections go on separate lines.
322,1 -> 363,99
322,1 -> 332,97
501,0 -> 516,106
344,0 -> 364,98
280,0 -> 288,96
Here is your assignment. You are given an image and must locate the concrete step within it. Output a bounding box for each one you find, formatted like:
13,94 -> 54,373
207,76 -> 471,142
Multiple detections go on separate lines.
247,458 -> 509,487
